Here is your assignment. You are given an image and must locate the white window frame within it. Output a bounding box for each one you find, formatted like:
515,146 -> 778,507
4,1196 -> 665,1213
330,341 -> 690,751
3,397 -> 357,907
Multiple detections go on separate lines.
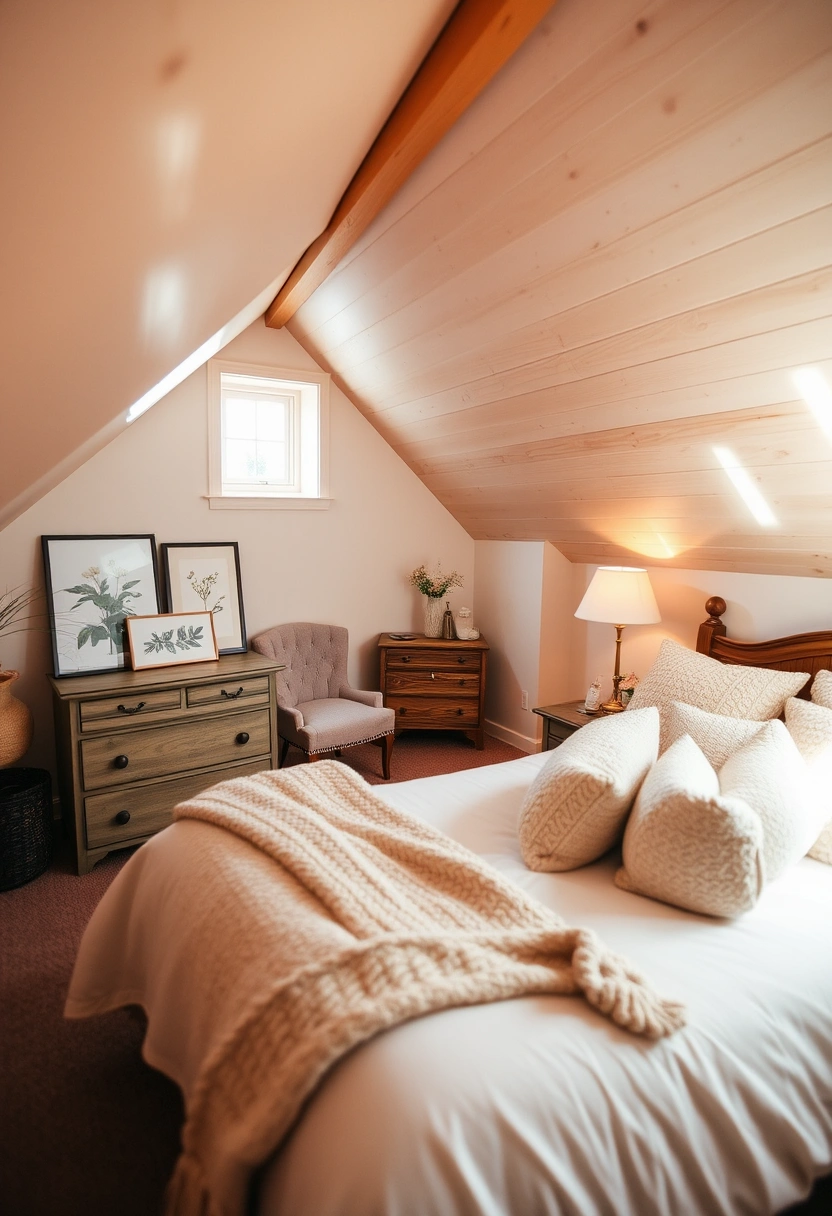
207,359 -> 331,510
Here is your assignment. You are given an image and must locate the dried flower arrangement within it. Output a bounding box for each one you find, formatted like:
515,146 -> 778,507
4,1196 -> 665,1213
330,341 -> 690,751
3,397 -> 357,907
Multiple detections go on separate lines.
408,564 -> 464,599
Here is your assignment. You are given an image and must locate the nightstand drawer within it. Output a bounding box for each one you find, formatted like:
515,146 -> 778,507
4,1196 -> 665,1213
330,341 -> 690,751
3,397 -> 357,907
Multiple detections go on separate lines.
79,687 -> 182,730
80,707 -> 272,791
385,649 -> 481,672
385,671 -> 480,695
186,675 -> 271,711
389,696 -> 480,727
84,757 -> 271,848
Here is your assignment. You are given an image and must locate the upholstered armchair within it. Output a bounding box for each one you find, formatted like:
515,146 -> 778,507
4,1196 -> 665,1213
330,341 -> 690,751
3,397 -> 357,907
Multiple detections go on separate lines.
251,623 -> 395,779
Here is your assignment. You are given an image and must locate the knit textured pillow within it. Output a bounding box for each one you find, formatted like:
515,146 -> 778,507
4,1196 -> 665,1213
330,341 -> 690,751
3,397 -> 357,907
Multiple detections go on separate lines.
785,697 -> 832,865
615,734 -> 764,918
717,719 -> 812,882
811,668 -> 832,709
519,707 -> 659,872
661,701 -> 765,767
627,639 -> 808,720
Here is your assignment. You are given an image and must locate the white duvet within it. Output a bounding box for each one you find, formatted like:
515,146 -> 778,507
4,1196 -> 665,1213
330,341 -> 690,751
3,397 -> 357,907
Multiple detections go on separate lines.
67,754 -> 832,1216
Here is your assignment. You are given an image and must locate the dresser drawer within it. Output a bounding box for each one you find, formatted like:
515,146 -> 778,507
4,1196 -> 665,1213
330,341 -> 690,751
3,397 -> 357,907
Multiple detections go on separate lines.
79,687 -> 182,731
385,670 -> 480,695
385,648 -> 481,672
80,707 -> 272,791
85,757 -> 271,848
389,696 -> 480,727
186,675 -> 271,711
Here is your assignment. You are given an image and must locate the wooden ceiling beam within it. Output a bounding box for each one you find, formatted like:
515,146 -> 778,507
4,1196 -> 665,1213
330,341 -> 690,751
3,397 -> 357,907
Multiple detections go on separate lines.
264,0 -> 555,329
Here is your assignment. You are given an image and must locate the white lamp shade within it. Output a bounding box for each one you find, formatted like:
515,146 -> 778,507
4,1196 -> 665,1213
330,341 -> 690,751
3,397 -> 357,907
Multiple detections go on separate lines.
574,566 -> 661,625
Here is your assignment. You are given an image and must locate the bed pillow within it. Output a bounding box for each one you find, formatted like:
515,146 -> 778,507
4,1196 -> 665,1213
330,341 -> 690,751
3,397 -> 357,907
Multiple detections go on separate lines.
660,701 -> 765,767
615,734 -> 764,918
519,707 -> 659,872
717,719 -> 813,882
811,668 -> 832,709
627,639 -> 808,720
785,696 -> 832,865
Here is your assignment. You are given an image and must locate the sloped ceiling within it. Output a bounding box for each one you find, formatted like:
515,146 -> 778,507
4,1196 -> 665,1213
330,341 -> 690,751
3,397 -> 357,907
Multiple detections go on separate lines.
0,0 -> 456,530
287,0 -> 832,577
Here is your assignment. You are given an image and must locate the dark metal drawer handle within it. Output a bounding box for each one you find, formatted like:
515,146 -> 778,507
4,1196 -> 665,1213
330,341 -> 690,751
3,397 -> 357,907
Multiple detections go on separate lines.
117,701 -> 145,715
402,656 -> 410,663
221,687 -> 244,700
236,731 -> 250,745
113,754 -> 129,769
114,810 -> 131,825
456,708 -> 464,716
399,707 -> 407,715
457,657 -> 466,664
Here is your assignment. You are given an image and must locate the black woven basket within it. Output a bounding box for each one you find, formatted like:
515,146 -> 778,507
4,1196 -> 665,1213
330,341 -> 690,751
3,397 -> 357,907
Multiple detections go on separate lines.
0,767 -> 53,891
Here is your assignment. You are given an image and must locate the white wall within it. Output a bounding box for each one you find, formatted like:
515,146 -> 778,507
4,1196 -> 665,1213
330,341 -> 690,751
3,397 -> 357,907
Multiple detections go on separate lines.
474,540 -> 577,751
0,318 -> 474,778
574,563 -> 832,699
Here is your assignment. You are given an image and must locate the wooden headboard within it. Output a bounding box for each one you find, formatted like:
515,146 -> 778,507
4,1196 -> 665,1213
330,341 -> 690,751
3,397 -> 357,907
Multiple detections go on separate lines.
696,596 -> 832,698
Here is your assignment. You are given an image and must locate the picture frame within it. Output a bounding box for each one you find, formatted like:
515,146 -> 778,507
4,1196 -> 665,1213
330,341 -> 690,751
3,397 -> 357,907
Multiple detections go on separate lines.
161,541 -> 247,655
125,612 -> 219,671
41,534 -> 160,678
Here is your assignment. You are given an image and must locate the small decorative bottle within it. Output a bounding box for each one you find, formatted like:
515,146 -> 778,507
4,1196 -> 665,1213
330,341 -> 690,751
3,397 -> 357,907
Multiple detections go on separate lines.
441,601 -> 457,640
584,677 -> 602,714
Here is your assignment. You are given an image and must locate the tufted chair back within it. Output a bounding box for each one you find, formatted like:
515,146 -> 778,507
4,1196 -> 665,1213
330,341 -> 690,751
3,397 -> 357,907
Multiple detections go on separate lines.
251,623 -> 349,708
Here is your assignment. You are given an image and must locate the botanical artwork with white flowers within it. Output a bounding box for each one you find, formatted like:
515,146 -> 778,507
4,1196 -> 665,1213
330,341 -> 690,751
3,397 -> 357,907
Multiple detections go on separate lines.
42,535 -> 160,677
161,542 -> 246,655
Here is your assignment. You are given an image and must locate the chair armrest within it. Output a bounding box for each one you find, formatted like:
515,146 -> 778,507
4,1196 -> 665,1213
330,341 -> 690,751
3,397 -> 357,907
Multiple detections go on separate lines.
277,698 -> 305,729
339,686 -> 383,709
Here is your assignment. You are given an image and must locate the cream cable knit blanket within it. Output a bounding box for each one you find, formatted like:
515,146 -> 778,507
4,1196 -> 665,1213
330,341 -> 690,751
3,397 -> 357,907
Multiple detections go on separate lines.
166,761 -> 684,1216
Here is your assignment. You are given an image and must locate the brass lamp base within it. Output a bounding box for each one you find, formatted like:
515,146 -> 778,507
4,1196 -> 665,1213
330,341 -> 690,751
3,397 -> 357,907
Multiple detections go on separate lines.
599,695 -> 625,714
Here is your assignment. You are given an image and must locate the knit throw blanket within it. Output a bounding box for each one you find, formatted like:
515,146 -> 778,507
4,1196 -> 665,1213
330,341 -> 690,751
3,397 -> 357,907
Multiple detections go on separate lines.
166,760 -> 684,1216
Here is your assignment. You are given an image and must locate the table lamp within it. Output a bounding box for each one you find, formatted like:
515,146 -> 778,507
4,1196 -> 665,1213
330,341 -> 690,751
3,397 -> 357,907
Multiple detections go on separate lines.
574,567 -> 661,713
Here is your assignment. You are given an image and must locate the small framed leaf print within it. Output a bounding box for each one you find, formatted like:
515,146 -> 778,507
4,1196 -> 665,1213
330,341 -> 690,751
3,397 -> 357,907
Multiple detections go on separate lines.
125,612 -> 219,671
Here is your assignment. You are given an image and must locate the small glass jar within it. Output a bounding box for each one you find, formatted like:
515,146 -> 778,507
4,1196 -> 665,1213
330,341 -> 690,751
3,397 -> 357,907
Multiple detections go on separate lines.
455,606 -> 473,639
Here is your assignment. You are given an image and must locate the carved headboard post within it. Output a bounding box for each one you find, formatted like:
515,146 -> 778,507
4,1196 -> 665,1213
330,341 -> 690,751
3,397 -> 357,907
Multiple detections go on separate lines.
696,596 -> 728,656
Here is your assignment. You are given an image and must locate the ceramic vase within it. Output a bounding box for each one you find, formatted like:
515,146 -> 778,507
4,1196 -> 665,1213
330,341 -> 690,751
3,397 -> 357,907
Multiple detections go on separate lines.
0,670 -> 34,767
422,596 -> 445,638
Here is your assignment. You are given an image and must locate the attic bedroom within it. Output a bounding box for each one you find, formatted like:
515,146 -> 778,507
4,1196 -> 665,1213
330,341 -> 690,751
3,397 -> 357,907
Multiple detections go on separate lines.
1,1 -> 831,1214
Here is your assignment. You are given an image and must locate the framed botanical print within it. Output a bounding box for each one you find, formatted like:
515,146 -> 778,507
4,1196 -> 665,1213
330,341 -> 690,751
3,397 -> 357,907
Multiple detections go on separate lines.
126,611 -> 219,671
41,534 -> 160,677
161,541 -> 247,655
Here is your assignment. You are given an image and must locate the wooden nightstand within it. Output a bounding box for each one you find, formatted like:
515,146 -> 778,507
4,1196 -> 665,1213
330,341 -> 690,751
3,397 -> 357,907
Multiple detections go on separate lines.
533,700 -> 597,750
378,633 -> 489,749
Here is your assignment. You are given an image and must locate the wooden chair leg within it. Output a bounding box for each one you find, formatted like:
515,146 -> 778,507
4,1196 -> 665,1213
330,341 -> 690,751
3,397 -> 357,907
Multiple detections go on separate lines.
381,733 -> 393,780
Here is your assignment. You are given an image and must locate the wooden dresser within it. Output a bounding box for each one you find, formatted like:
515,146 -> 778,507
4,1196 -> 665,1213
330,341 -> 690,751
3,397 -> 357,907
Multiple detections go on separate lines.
378,633 -> 489,749
48,651 -> 284,874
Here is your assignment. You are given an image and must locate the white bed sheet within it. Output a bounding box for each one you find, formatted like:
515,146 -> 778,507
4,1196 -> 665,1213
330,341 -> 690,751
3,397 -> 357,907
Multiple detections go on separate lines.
69,754 -> 832,1215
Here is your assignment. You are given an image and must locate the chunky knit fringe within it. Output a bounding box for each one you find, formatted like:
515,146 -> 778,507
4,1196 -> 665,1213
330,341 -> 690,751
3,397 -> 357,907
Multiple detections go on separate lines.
168,761 -> 684,1216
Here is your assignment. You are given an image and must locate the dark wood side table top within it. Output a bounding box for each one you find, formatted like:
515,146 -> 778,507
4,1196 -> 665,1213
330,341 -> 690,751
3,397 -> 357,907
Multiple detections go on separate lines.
533,699 -> 598,749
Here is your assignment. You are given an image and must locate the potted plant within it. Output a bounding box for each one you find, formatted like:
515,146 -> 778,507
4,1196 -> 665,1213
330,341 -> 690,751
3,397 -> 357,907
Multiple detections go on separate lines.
408,564 -> 464,638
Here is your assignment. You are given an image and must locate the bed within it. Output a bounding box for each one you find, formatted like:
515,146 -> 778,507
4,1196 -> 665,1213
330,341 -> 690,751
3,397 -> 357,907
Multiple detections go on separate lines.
65,600 -> 832,1216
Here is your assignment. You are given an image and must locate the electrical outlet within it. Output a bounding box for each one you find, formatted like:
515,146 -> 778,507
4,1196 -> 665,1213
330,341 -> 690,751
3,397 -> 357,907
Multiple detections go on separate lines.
521,690 -> 529,710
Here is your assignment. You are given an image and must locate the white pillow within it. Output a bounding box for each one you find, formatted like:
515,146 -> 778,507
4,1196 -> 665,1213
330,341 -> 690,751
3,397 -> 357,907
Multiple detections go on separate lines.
628,639 -> 808,720
519,707 -> 659,872
615,734 -> 764,918
718,719 -> 812,882
785,696 -> 832,865
661,701 -> 765,767
811,668 -> 832,709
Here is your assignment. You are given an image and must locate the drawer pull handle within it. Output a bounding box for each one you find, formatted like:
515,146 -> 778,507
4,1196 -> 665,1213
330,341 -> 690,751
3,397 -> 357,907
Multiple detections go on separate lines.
116,701 -> 146,715
236,731 -> 250,745
399,707 -> 407,715
459,679 -> 465,686
457,657 -> 465,664
113,754 -> 130,769
114,810 -> 131,826
402,656 -> 410,663
221,687 -> 244,700
457,708 -> 464,716
431,672 -> 435,680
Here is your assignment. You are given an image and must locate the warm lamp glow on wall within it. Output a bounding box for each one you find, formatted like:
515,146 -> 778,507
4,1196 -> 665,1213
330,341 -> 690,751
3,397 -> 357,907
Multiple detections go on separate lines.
574,567 -> 661,713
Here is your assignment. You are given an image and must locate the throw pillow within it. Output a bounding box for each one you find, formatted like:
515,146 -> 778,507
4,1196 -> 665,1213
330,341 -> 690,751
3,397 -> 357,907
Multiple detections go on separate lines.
519,707 -> 659,872
615,734 -> 764,918
661,701 -> 765,767
785,696 -> 832,865
628,639 -> 808,720
811,668 -> 832,709
718,719 -> 812,882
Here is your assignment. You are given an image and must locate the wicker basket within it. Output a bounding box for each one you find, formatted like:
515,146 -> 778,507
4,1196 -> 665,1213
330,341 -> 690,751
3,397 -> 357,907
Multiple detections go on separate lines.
0,768 -> 53,890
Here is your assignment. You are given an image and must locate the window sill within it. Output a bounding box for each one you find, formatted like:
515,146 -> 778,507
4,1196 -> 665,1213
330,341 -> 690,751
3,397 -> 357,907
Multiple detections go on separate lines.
205,495 -> 332,511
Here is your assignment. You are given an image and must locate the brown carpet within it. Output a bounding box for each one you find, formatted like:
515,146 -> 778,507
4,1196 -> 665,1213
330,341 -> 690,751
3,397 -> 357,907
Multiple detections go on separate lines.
0,732 -> 522,1216
2,730 -> 829,1216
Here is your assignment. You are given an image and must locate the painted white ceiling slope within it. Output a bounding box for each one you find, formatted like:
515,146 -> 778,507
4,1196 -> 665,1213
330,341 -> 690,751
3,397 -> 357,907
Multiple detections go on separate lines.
0,0 -> 456,530
288,0 -> 832,578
